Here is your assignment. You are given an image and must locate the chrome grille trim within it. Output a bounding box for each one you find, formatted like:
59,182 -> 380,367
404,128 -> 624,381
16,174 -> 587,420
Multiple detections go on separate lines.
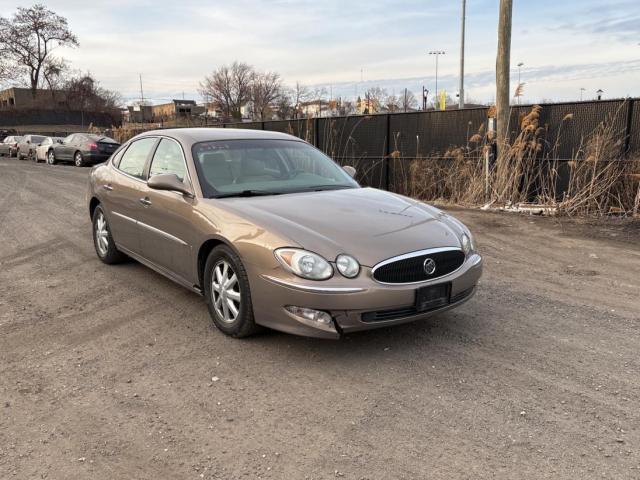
371,246 -> 464,285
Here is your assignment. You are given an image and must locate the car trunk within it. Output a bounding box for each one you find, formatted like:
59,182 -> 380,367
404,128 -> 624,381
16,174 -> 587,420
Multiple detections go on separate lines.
96,141 -> 119,154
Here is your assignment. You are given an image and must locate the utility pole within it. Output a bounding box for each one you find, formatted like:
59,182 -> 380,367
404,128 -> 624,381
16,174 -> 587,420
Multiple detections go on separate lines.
458,0 -> 466,109
429,51 -> 445,98
495,0 -> 513,155
580,87 -> 585,101
139,73 -> 145,123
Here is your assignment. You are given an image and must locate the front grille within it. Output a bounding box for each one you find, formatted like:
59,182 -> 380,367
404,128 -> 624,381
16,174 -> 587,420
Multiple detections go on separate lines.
361,286 -> 475,323
372,249 -> 465,284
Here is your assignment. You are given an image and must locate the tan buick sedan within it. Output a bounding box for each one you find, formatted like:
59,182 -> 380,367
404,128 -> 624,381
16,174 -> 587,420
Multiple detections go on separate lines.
87,128 -> 482,339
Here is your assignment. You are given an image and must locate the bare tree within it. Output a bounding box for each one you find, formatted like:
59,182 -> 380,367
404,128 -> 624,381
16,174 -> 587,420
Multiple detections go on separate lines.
384,93 -> 401,113
274,89 -> 294,120
0,4 -> 78,99
496,0 -> 513,152
200,62 -> 254,120
364,87 -> 386,113
401,89 -> 418,111
338,99 -> 355,116
42,56 -> 68,93
292,81 -> 310,118
251,71 -> 282,121
64,73 -> 121,112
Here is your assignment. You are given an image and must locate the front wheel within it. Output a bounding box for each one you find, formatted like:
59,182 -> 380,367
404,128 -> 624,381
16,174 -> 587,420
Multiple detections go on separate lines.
47,150 -> 56,165
204,245 -> 260,338
92,205 -> 127,264
74,151 -> 85,167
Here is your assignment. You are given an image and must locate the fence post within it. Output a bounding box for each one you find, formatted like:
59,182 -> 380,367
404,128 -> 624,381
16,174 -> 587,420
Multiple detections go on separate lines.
384,113 -> 391,190
314,117 -> 320,149
624,98 -> 634,155
261,121 -> 265,130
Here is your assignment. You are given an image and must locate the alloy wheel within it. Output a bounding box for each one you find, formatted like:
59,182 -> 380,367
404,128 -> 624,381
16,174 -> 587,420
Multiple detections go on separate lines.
211,260 -> 241,324
75,152 -> 83,167
48,151 -> 55,164
95,211 -> 109,256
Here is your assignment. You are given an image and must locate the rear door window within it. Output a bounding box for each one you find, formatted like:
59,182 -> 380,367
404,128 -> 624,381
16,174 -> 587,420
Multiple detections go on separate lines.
117,137 -> 157,179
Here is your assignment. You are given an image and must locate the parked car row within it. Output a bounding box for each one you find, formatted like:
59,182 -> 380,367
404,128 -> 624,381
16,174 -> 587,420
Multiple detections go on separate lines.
0,133 -> 120,167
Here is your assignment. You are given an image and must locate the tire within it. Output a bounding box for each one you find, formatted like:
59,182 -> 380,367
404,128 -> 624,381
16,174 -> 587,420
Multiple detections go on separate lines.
204,245 -> 260,338
74,151 -> 85,167
47,150 -> 56,165
92,205 -> 127,264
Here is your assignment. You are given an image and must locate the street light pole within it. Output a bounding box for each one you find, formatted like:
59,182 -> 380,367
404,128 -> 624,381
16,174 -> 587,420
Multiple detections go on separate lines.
458,0 -> 466,109
429,51 -> 445,99
580,87 -> 585,101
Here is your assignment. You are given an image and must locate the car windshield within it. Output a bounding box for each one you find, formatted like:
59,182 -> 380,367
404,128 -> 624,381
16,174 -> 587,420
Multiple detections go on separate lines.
192,139 -> 359,198
31,135 -> 45,143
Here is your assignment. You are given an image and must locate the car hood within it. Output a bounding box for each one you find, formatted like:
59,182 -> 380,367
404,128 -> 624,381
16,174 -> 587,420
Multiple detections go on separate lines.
209,187 -> 464,267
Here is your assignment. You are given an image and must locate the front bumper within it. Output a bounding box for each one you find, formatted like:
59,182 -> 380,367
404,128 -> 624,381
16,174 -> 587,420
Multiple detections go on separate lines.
248,253 -> 483,339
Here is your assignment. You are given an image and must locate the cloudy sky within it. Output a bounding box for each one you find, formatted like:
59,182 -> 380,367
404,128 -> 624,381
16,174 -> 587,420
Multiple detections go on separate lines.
1,0 -> 638,105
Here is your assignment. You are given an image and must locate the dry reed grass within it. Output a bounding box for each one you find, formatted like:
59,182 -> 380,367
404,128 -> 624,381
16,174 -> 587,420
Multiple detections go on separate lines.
398,103 -> 640,217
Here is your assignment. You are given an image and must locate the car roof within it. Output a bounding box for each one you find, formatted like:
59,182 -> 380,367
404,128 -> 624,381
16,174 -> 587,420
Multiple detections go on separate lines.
135,127 -> 301,145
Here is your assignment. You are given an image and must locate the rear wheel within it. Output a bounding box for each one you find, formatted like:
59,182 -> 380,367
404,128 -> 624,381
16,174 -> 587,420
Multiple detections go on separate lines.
74,151 -> 85,167
204,245 -> 260,338
92,205 -> 127,264
47,150 -> 56,165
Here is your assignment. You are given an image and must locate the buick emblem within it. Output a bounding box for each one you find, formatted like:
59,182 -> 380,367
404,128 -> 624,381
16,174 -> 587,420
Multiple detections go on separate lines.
423,258 -> 436,275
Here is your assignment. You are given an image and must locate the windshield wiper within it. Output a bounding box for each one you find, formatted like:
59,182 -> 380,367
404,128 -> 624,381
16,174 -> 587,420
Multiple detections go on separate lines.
214,189 -> 282,199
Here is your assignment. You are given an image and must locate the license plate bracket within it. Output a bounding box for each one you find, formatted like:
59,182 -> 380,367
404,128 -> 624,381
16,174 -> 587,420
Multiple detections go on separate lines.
415,283 -> 451,312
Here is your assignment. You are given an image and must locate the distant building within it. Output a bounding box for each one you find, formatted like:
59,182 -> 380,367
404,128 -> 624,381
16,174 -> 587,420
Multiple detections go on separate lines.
0,87 -> 68,110
300,100 -> 337,118
151,99 -> 205,122
126,99 -> 206,123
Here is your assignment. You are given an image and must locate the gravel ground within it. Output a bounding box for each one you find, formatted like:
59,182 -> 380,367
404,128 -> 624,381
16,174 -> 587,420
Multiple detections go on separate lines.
1,158 -> 639,479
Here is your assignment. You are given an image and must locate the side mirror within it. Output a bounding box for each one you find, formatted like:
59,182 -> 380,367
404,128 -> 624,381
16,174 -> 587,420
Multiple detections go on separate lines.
148,173 -> 194,198
343,165 -> 356,178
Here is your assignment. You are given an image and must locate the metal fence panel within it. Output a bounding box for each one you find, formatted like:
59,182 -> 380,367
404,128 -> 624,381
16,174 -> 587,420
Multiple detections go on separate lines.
263,118 -> 314,143
389,108 -> 488,158
628,100 -> 640,154
316,115 -> 388,159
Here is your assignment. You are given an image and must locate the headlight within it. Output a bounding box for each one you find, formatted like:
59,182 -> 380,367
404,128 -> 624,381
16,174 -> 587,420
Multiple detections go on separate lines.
274,248 -> 333,280
460,233 -> 474,255
336,254 -> 360,278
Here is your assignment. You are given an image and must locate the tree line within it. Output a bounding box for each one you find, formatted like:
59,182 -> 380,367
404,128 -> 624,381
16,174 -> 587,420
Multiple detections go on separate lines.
199,62 -> 421,122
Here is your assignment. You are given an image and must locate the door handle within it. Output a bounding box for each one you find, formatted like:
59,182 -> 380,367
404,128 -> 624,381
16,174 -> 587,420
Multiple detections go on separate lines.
139,197 -> 152,206
103,184 -> 113,191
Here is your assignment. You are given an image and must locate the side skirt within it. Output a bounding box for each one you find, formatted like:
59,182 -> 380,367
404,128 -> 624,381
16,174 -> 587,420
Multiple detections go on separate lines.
117,244 -> 203,296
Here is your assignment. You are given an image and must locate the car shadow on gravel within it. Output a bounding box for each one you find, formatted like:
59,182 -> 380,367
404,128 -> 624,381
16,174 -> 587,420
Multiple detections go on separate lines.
246,303 -> 487,363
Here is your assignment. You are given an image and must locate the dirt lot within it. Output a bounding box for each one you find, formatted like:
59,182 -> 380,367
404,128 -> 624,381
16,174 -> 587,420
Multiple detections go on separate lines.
1,158 -> 639,479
